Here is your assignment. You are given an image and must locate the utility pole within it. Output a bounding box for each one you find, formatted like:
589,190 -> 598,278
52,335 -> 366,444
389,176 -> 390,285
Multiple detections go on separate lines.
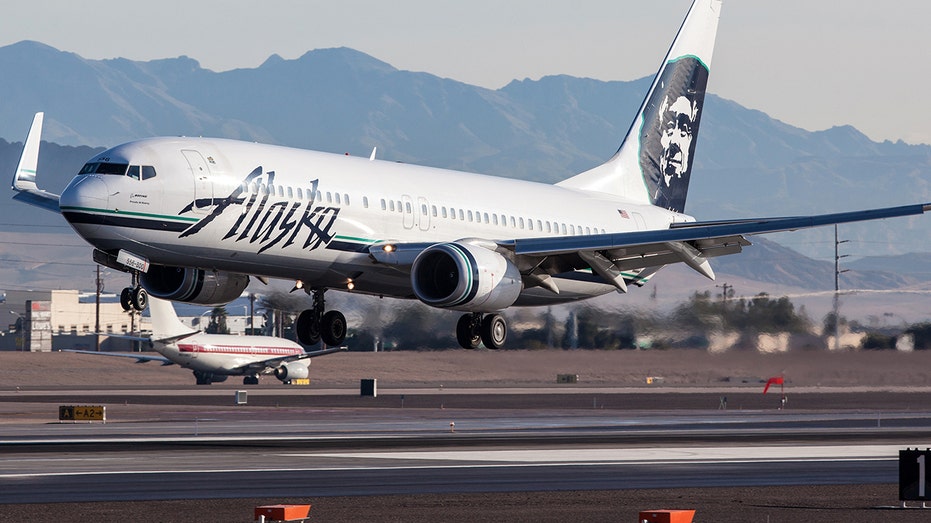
833,225 -> 850,351
249,292 -> 256,335
716,282 -> 731,328
95,265 -> 102,352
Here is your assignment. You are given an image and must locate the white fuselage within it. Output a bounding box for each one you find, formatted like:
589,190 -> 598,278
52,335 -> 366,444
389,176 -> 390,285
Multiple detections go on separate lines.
59,137 -> 690,305
155,331 -> 304,375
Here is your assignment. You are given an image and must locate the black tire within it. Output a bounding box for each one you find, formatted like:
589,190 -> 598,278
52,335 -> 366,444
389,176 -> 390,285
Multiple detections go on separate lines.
120,287 -> 132,312
243,376 -> 259,385
480,313 -> 507,349
456,314 -> 481,349
296,309 -> 321,345
131,287 -> 148,311
321,310 -> 347,346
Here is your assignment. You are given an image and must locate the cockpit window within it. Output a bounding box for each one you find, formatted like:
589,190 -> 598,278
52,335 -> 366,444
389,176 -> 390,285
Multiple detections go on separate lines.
80,162 -> 129,175
79,162 -> 156,180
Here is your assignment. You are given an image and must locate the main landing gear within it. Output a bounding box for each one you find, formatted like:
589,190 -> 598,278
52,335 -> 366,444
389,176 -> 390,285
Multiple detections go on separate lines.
295,288 -> 347,347
456,312 -> 507,350
119,274 -> 148,312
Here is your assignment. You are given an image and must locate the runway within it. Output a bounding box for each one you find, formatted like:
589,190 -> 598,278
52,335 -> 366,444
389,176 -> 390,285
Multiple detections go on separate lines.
1,388 -> 929,507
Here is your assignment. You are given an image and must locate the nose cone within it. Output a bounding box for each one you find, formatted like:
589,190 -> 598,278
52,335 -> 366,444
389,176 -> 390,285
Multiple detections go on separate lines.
60,175 -> 109,234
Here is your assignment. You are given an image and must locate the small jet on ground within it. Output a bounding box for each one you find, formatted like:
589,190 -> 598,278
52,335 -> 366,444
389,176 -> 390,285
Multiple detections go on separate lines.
70,297 -> 343,385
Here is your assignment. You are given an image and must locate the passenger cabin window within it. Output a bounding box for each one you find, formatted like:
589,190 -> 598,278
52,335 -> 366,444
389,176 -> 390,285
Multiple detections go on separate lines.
363,196 -> 369,208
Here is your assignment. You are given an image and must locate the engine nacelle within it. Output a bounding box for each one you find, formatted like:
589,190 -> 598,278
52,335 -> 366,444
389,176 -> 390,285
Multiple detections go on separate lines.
141,265 -> 249,306
275,361 -> 310,382
411,242 -> 522,312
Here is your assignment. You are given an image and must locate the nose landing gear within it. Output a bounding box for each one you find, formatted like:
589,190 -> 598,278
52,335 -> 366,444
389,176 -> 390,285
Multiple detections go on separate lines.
119,274 -> 148,312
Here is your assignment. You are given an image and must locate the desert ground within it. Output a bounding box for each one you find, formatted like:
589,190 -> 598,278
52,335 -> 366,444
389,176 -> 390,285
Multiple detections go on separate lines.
3,347 -> 931,390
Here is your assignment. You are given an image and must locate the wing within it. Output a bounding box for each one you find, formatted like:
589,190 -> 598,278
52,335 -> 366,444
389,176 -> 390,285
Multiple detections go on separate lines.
63,349 -> 175,366
232,346 -> 347,374
370,203 -> 930,292
10,113 -> 61,213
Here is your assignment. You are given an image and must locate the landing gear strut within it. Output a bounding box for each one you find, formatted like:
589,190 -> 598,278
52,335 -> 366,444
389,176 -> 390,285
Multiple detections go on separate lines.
456,312 -> 507,350
295,288 -> 347,347
120,273 -> 148,312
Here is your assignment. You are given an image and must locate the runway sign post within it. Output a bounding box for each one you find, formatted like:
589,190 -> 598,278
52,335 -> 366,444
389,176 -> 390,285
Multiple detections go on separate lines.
58,405 -> 106,423
899,448 -> 931,506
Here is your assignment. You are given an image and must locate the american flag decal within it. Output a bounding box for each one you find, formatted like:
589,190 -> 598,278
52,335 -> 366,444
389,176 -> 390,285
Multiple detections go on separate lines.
618,209 -> 630,219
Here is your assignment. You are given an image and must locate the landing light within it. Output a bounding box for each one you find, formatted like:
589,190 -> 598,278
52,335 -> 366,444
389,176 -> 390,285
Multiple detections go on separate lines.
347,279 -> 355,291
382,244 -> 396,253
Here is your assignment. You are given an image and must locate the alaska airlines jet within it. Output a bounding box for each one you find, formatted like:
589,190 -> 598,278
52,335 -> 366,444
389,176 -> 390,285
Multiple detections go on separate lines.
71,297 -> 343,385
11,0 -> 930,350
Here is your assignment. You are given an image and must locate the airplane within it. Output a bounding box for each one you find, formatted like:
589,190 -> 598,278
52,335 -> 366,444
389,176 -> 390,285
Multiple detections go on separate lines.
69,296 -> 344,385
10,0 -> 931,351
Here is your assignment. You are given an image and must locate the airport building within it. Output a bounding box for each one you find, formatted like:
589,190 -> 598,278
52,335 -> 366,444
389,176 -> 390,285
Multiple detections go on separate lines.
0,289 -> 262,351
0,290 -> 147,352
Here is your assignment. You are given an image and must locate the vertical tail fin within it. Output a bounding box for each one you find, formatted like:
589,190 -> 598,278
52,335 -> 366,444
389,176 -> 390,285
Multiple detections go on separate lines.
148,297 -> 198,341
557,0 -> 722,213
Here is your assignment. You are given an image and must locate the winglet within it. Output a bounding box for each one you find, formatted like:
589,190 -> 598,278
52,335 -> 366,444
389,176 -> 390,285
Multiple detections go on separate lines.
11,112 -> 61,213
13,112 -> 44,191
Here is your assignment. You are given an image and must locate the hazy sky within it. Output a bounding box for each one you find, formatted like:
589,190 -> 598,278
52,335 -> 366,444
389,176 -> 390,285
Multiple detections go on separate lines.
2,1 -> 929,144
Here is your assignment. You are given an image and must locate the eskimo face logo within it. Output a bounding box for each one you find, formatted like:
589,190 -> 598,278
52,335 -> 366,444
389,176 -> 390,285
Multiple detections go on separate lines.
178,166 -> 339,254
640,56 -> 709,213
659,94 -> 698,188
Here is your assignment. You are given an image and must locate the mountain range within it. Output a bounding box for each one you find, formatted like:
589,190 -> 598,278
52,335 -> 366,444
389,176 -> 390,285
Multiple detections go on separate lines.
0,40 -> 929,298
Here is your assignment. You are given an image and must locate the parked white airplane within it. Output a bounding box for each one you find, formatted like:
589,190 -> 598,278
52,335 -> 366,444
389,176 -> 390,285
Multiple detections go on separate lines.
70,297 -> 343,385
11,0 -> 930,350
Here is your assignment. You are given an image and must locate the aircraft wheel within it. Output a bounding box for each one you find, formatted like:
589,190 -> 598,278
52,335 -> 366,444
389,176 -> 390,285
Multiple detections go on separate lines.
131,286 -> 148,311
119,287 -> 132,312
194,371 -> 211,385
456,314 -> 481,349
321,310 -> 347,346
243,375 -> 259,385
480,314 -> 507,350
296,309 -> 321,345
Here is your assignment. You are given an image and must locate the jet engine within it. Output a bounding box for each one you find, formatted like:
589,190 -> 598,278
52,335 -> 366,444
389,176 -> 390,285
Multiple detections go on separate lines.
141,265 -> 249,306
411,242 -> 522,312
274,361 -> 310,382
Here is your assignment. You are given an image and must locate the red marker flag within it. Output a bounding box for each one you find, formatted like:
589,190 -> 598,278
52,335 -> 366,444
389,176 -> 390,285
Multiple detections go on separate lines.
763,376 -> 784,394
